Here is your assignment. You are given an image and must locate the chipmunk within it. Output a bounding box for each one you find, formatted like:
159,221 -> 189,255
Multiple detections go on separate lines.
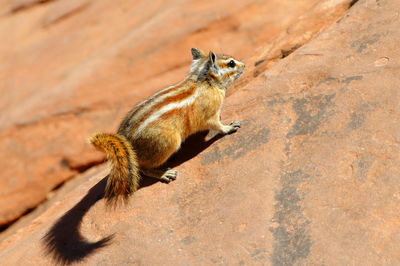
89,48 -> 245,204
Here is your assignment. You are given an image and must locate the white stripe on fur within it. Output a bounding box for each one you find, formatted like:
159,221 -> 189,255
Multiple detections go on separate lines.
134,88 -> 199,136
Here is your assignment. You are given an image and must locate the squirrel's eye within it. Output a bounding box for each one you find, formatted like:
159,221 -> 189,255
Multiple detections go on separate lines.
227,60 -> 236,68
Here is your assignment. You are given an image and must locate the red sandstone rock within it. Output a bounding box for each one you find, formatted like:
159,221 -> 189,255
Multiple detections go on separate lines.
0,0 -> 351,226
1,0 -> 400,264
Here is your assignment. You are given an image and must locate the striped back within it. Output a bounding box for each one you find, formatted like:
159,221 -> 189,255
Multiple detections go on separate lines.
118,48 -> 245,138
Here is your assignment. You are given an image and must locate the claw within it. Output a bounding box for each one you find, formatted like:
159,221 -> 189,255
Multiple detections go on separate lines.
160,169 -> 178,183
225,121 -> 241,134
229,121 -> 242,128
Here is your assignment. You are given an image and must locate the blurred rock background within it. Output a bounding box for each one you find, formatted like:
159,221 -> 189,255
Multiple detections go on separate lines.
1,0 -> 399,265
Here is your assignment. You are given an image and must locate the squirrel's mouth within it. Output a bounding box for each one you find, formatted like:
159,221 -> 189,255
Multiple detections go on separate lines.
235,69 -> 244,79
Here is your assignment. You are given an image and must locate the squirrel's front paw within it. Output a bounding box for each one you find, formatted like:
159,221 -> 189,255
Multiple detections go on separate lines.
226,121 -> 241,134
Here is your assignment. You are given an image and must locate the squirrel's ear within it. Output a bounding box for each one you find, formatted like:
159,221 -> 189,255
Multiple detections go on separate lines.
208,51 -> 216,65
191,48 -> 205,60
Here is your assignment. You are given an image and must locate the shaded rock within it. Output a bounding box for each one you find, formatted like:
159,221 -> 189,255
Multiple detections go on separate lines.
0,0 -> 352,226
42,0 -> 90,27
2,0 -> 55,14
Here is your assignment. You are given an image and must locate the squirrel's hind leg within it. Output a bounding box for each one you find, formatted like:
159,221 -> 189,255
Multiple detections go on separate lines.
141,168 -> 177,183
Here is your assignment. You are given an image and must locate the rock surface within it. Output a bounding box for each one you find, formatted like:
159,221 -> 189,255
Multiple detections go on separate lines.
2,0 -> 400,265
0,0 -> 352,227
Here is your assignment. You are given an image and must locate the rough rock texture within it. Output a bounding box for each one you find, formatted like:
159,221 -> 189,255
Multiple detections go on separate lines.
0,0 -> 353,226
2,0 -> 400,265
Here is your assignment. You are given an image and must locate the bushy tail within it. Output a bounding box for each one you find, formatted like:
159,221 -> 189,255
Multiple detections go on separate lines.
89,132 -> 140,205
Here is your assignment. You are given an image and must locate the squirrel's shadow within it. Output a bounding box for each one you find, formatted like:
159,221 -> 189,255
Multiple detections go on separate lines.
43,130 -> 222,264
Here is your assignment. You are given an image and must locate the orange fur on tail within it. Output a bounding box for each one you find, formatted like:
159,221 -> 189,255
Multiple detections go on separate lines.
87,49 -> 245,205
89,133 -> 140,204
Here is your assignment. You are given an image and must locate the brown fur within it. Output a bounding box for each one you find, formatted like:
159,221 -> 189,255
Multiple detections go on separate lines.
89,48 -> 245,204
89,133 -> 139,204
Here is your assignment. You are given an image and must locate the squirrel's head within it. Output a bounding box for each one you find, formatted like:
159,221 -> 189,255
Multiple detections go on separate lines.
190,48 -> 245,88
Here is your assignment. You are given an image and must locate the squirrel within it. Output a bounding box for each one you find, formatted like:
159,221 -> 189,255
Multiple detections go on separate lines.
89,48 -> 245,204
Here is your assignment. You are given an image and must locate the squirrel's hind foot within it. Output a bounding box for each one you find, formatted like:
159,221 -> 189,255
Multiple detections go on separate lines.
141,168 -> 178,183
